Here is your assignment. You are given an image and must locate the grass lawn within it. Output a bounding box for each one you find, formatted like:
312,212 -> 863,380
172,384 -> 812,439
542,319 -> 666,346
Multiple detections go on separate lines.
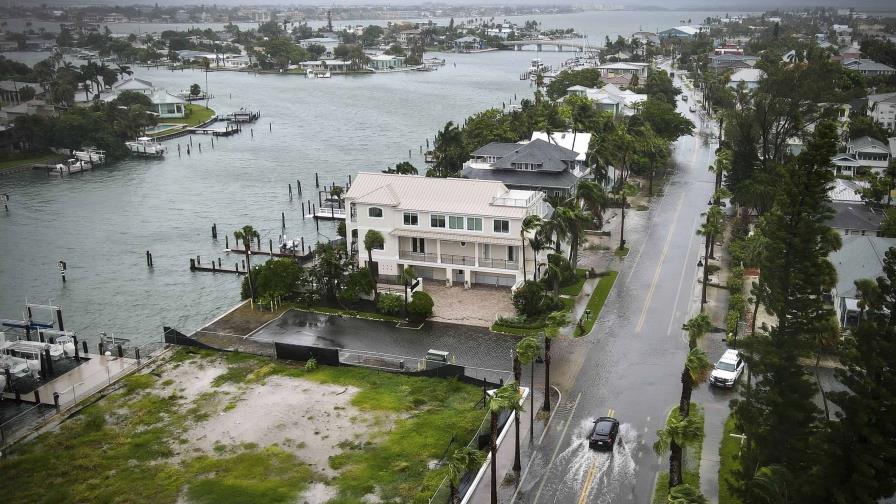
560,268 -> 588,296
1,348 -> 482,504
575,271 -> 618,336
719,414 -> 744,504
653,404 -> 705,504
163,104 -> 215,126
0,153 -> 60,170
491,296 -> 575,336
614,247 -> 630,258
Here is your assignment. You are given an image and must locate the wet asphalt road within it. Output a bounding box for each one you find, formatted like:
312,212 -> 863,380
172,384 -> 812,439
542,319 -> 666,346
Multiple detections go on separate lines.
514,81 -> 719,504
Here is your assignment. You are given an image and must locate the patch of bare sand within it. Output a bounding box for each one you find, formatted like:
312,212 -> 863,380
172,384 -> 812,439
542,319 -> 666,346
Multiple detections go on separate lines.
181,375 -> 377,478
155,358 -> 237,401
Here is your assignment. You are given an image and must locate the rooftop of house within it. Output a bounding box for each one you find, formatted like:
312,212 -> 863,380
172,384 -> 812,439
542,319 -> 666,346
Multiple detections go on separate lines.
530,131 -> 592,160
842,58 -> 895,71
345,172 -> 541,218
829,178 -> 868,202
829,202 -> 883,231
460,165 -> 580,190
729,68 -> 766,83
849,135 -> 890,152
868,91 -> 896,105
471,138 -> 578,172
149,89 -> 186,105
0,80 -> 45,94
829,236 -> 896,298
661,25 -> 701,35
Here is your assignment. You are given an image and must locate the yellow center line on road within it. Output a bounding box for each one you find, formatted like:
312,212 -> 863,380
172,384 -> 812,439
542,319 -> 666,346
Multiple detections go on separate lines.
576,409 -> 614,504
636,192 -> 685,334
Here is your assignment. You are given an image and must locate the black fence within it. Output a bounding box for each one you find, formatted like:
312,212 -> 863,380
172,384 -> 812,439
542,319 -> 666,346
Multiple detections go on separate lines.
274,342 -> 339,366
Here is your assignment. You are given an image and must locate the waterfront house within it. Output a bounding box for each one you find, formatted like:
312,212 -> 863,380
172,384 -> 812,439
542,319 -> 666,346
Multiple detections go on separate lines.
566,83 -> 646,116
149,90 -> 186,119
842,58 -> 896,76
300,59 -> 352,73
595,62 -> 648,79
0,81 -> 45,104
867,92 -> 896,130
345,173 -> 551,289
368,54 -> 406,71
109,77 -> 154,96
708,54 -> 759,70
727,68 -> 765,91
831,136 -> 891,176
453,36 -> 484,52
299,37 -> 340,58
461,137 -> 588,196
631,31 -> 659,45
829,236 -> 896,328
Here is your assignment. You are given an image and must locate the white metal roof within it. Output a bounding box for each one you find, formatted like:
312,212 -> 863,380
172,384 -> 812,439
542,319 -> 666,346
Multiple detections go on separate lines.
346,172 -> 540,218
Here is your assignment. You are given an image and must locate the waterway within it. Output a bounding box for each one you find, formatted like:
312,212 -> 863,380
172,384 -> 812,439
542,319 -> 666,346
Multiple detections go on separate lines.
1,10 -> 732,346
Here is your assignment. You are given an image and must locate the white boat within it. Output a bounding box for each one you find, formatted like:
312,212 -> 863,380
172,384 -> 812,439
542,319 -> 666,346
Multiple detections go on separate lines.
0,355 -> 29,377
52,159 -> 90,174
315,70 -> 331,78
126,137 -> 166,157
306,68 -> 316,78
55,335 -> 77,357
73,147 -> 105,164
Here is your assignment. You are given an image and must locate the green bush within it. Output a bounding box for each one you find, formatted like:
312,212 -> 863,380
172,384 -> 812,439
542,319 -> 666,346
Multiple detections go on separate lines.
241,258 -> 303,300
377,293 -> 403,315
304,357 -> 317,371
512,281 -> 549,317
339,268 -> 375,304
407,291 -> 434,321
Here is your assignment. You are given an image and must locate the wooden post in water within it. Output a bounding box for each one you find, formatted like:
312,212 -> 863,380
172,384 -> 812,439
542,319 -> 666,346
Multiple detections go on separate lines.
301,204 -> 305,219
190,258 -> 196,270
225,234 -> 229,249
218,258 -> 222,267
212,223 -> 217,239
289,184 -> 292,198
315,173 -> 319,188
269,122 -> 272,131
297,180 -> 302,194
269,239 -> 273,255
301,237 -> 305,253
281,212 -> 285,228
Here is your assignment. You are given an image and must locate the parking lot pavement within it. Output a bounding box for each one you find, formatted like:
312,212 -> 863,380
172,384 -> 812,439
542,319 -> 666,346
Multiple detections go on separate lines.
423,283 -> 516,328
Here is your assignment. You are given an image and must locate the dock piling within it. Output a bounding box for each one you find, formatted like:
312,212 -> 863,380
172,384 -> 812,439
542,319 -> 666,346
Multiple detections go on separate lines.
301,205 -> 305,219
81,340 -> 88,355
281,212 -> 285,228
218,257 -> 222,267
315,173 -> 319,188
289,184 -> 292,198
298,180 -> 302,194
269,122 -> 272,131
269,239 -> 273,255
53,392 -> 60,411
242,259 -> 246,270
190,258 -> 196,270
225,235 -> 229,249
251,129 -> 253,138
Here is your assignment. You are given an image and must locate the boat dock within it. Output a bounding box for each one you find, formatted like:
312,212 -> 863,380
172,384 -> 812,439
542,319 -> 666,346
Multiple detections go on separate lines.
188,123 -> 240,137
313,206 -> 346,220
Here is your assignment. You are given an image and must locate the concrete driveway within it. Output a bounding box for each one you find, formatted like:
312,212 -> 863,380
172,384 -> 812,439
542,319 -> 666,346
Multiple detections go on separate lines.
423,283 -> 516,327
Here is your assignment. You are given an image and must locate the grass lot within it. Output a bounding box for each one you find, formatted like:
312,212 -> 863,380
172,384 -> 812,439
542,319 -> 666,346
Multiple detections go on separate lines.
653,404 -> 705,504
560,268 -> 588,296
614,247 -> 630,258
719,414 -> 744,504
163,104 -> 215,126
575,271 -> 618,336
0,153 -> 60,170
2,348 -> 482,504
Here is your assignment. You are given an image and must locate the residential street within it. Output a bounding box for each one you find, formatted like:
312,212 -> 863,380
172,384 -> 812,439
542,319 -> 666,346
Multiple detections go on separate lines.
513,80 -> 723,503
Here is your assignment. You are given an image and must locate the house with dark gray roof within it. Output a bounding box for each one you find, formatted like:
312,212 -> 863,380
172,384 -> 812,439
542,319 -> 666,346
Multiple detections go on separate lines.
829,236 -> 896,327
842,58 -> 896,76
829,202 -> 883,237
830,136 -> 892,176
461,138 -> 589,196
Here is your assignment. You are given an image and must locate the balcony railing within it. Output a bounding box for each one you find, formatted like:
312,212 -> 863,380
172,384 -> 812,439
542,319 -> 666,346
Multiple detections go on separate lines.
478,257 -> 519,270
398,250 -> 517,270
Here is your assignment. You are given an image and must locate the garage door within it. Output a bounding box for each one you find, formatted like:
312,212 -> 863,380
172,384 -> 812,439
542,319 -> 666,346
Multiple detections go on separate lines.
472,272 -> 516,287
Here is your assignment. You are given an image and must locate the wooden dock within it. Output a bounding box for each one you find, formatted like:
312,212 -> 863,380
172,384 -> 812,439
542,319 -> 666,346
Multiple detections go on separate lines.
313,206 -> 346,221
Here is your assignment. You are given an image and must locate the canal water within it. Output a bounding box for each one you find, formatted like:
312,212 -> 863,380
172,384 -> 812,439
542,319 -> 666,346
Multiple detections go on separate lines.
0,10 -> 730,345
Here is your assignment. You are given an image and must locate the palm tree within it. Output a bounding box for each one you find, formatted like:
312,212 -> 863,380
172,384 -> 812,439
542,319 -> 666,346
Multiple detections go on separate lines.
576,179 -> 608,230
363,230 -> 384,302
542,311 -> 567,412
488,382 -> 519,504
520,214 -> 542,282
446,446 -> 484,503
234,225 -> 260,300
697,205 -> 725,306
528,234 -> 548,281
682,313 -> 712,350
554,206 -> 591,269
668,483 -> 708,504
593,122 -> 637,250
678,347 -> 712,418
545,253 -> 565,302
516,337 -> 541,446
653,411 -> 702,489
399,265 -> 417,317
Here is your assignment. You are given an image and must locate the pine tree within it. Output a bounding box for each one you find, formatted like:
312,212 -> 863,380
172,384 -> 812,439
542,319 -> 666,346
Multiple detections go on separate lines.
733,121 -> 841,502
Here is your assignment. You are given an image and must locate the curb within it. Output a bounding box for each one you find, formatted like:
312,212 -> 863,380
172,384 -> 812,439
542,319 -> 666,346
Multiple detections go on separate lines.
509,384 -> 562,503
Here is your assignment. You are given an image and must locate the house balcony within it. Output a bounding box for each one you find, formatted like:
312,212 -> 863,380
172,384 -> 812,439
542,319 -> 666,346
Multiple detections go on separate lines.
398,250 -> 517,270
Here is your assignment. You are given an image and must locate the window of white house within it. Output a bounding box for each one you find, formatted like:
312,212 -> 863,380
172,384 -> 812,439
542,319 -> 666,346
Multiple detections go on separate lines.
368,207 -> 383,218
403,212 -> 419,226
467,217 -> 482,231
493,219 -> 510,233
431,214 -> 446,228
449,216 -> 464,229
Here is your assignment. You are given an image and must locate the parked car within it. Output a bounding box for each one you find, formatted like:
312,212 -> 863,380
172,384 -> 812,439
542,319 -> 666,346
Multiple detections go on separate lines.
689,104 -> 697,113
589,416 -> 619,451
710,349 -> 745,388
682,94 -> 688,102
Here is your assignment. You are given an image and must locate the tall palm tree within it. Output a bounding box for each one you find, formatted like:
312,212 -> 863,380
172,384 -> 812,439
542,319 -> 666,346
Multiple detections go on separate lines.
682,313 -> 712,350
542,311 -> 567,412
363,230 -> 384,302
447,446 -> 485,504
653,411 -> 702,489
488,382 -> 519,504
516,337 -> 541,446
234,225 -> 260,300
520,214 -> 542,281
528,234 -> 548,281
678,347 -> 712,418
545,252 -> 565,302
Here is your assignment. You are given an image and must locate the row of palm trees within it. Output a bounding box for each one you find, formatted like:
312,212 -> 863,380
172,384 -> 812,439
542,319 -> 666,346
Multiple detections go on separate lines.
32,52 -> 133,106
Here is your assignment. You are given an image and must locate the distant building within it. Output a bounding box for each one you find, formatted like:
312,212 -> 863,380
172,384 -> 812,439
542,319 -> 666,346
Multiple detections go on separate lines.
595,62 -> 648,79
566,83 -> 646,116
453,36 -> 484,52
368,54 -> 406,70
831,136 -> 892,176
828,202 -> 883,237
727,68 -> 765,91
708,54 -> 759,70
0,81 -> 45,104
867,92 -> 896,130
658,26 -> 701,39
461,138 -> 589,196
631,31 -> 659,45
149,90 -> 186,118
842,58 -> 896,76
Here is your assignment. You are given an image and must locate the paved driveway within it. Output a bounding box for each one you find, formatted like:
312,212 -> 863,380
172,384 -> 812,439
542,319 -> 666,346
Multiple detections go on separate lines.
249,309 -> 517,374
424,283 -> 516,327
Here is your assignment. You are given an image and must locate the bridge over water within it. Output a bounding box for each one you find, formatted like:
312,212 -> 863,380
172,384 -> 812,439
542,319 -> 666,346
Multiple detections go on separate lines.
500,38 -> 602,52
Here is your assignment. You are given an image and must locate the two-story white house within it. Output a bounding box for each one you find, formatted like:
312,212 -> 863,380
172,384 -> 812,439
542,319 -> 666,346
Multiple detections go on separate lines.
345,173 -> 551,289
831,136 -> 892,176
867,92 -> 896,130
